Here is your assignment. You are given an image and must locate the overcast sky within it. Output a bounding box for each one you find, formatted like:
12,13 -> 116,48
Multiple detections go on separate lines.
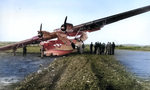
0,0 -> 150,45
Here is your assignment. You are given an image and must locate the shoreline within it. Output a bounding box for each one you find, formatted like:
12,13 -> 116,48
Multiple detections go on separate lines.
15,51 -> 150,90
116,46 -> 150,52
0,46 -> 150,89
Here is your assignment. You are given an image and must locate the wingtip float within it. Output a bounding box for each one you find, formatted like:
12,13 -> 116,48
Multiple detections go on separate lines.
0,5 -> 150,57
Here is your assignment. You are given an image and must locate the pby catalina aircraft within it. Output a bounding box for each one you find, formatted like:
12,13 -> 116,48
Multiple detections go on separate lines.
0,5 -> 150,57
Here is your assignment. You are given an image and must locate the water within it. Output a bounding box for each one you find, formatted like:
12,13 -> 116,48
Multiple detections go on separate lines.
0,52 -> 57,89
114,49 -> 150,80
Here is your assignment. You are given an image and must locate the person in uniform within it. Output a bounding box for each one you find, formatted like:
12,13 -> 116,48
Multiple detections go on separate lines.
23,45 -> 27,57
96,42 -> 99,55
13,47 -> 16,56
109,42 -> 112,55
99,42 -> 102,55
90,42 -> 93,54
112,42 -> 115,55
94,42 -> 98,54
40,45 -> 44,58
105,42 -> 109,55
101,43 -> 105,54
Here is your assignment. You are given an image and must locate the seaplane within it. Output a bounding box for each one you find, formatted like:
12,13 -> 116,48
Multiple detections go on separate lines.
0,5 -> 150,57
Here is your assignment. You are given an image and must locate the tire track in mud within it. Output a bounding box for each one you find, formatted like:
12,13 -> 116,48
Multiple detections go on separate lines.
49,58 -> 89,89
48,64 -> 68,89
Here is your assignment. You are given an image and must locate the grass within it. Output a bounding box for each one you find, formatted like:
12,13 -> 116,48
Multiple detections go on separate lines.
1,46 -> 41,53
0,42 -> 17,47
0,42 -> 40,53
15,46 -> 150,90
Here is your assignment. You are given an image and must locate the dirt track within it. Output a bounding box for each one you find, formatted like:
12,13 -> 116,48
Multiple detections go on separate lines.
15,53 -> 146,90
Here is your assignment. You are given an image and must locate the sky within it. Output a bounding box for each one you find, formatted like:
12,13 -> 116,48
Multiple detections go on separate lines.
0,0 -> 150,45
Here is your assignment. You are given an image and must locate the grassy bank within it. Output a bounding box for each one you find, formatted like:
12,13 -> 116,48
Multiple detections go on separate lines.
17,46 -> 41,53
0,42 -> 16,47
0,42 -> 40,53
15,46 -> 150,90
1,46 -> 41,53
116,45 -> 150,51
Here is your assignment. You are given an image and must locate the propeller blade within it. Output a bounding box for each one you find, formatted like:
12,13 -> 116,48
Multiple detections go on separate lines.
38,23 -> 43,38
40,23 -> 42,32
64,16 -> 67,25
61,16 -> 67,31
64,16 -> 67,31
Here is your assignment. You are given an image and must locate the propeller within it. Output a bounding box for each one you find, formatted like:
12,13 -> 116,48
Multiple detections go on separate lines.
61,16 -> 67,31
38,23 -> 43,38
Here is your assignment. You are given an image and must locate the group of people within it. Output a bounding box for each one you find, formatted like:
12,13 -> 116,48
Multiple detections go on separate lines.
90,42 -> 115,55
20,42 -> 115,57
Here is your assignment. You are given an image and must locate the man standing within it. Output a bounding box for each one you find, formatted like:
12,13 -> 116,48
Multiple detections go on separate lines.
94,42 -> 98,54
23,45 -> 27,57
99,42 -> 102,55
40,45 -> 44,58
90,42 -> 93,54
109,42 -> 112,55
112,42 -> 115,55
13,47 -> 16,56
101,43 -> 105,54
105,42 -> 109,55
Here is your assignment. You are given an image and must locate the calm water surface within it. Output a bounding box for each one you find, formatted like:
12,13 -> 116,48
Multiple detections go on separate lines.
114,49 -> 150,80
0,53 -> 57,89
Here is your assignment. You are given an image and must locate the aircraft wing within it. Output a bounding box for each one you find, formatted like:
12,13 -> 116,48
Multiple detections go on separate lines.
0,36 -> 40,51
72,5 -> 150,33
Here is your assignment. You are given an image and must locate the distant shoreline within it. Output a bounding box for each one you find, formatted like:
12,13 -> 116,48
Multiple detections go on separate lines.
116,45 -> 150,51
1,42 -> 150,53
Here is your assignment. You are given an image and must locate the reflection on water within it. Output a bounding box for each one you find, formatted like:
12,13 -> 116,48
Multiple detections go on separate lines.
114,49 -> 150,80
0,53 -> 56,89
